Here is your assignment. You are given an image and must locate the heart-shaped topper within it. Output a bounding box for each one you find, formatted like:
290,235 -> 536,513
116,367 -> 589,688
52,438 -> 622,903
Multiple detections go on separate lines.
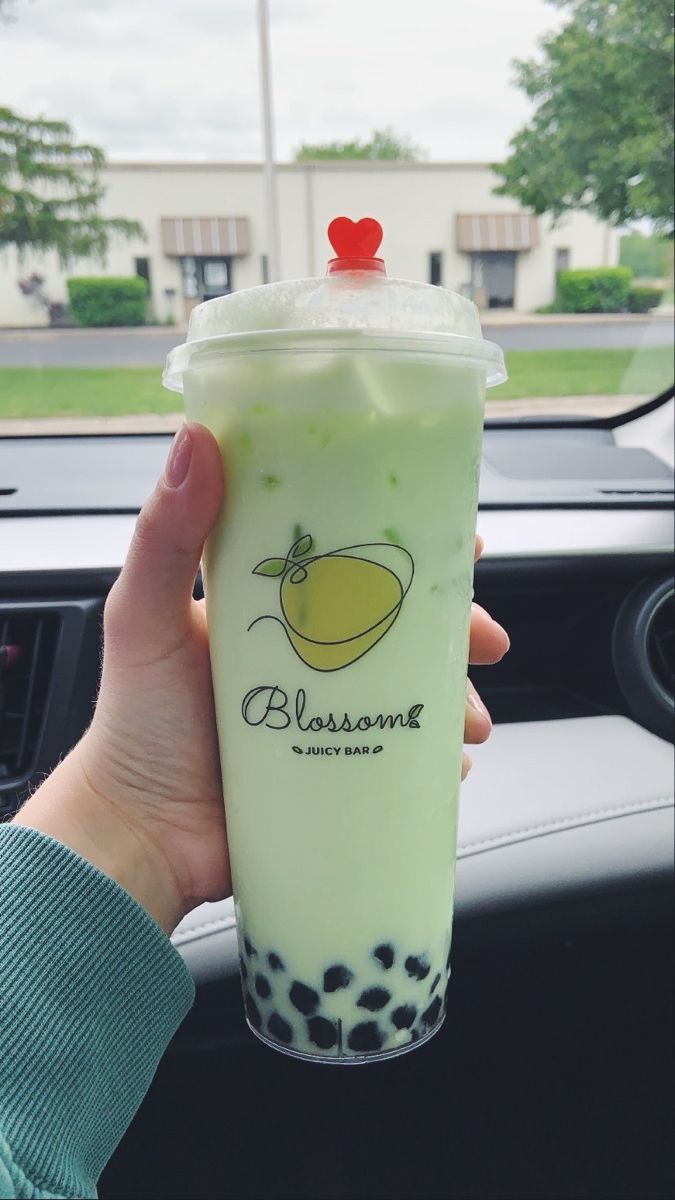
328,216 -> 383,259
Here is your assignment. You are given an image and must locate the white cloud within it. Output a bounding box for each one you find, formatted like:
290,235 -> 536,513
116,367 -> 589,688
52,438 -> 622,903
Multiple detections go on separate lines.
1,0 -> 562,161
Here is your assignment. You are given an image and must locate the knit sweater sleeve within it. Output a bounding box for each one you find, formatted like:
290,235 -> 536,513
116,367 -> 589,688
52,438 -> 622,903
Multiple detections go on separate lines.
0,824 -> 195,1199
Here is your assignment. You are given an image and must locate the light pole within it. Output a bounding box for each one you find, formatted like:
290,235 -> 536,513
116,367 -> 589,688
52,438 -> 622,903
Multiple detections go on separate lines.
257,0 -> 281,281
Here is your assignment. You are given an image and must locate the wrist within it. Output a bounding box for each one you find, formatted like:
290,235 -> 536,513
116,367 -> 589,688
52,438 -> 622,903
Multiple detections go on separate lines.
13,740 -> 186,934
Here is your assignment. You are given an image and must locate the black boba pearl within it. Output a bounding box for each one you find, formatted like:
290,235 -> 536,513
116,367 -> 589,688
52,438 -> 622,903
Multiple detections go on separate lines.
405,955 -> 431,981
429,973 -> 441,995
347,1022 -> 384,1052
239,957 -> 248,982
373,943 -> 395,970
289,981 -> 320,1015
357,987 -> 391,1012
323,964 -> 354,993
244,992 -> 262,1030
268,952 -> 285,972
254,973 -> 271,999
422,995 -> 443,1027
243,937 -> 257,958
410,1030 -> 420,1043
391,1004 -> 417,1030
307,1016 -> 338,1050
268,1012 -> 293,1044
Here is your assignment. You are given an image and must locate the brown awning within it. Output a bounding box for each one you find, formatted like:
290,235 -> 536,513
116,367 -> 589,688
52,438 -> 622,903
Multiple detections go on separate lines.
161,216 -> 250,257
456,213 -> 539,252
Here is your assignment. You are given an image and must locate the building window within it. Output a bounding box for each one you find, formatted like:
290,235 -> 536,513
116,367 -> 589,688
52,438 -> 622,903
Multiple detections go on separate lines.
429,252 -> 443,286
134,257 -> 151,285
555,247 -> 570,273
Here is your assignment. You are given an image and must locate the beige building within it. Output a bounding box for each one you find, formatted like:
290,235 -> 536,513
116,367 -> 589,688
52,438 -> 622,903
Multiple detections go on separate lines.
1,160 -> 619,328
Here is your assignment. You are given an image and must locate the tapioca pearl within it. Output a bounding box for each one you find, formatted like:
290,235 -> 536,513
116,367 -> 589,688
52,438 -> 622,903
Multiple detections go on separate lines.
289,981 -> 320,1015
307,1016 -> 338,1051
323,964 -> 353,993
268,952 -> 285,972
244,992 -> 262,1030
268,1012 -> 293,1045
429,973 -> 441,995
405,955 -> 431,981
243,937 -> 257,958
410,1030 -> 420,1043
347,1022 -> 384,1052
357,987 -> 391,1012
373,944 -> 394,970
422,995 -> 443,1027
391,1004 -> 417,1030
254,973 -> 271,1000
239,957 -> 248,982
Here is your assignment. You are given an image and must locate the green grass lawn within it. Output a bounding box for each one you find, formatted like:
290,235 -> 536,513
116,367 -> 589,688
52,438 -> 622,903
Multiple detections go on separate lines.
0,348 -> 672,419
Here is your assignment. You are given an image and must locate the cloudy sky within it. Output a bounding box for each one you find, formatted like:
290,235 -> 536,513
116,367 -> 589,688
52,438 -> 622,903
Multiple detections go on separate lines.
1,0 -> 562,162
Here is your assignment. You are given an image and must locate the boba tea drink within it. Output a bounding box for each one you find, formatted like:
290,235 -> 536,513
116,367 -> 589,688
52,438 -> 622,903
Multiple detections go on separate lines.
164,217 -> 505,1062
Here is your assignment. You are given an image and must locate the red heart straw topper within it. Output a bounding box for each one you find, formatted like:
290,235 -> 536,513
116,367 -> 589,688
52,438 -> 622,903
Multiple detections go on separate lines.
326,216 -> 386,274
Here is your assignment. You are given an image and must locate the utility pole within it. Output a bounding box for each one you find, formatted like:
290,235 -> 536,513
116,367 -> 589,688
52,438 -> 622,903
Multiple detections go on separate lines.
257,0 -> 281,281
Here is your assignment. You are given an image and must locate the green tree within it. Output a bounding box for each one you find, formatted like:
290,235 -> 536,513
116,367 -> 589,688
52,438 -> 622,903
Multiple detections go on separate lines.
0,107 -> 143,261
494,0 -> 674,234
619,231 -> 673,279
295,127 -> 424,161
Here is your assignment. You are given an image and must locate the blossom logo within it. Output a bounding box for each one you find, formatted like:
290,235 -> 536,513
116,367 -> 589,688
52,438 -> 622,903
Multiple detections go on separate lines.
248,533 -> 414,672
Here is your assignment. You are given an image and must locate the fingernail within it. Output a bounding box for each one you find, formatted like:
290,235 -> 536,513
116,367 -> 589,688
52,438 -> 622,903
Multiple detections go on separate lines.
467,680 -> 492,724
165,425 -> 193,488
494,621 -> 511,652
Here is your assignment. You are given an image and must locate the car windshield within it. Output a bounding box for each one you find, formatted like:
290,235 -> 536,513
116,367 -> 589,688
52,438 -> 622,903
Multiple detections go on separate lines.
0,0 -> 673,433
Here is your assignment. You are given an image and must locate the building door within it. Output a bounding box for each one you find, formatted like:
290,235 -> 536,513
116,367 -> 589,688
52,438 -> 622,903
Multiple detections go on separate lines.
180,256 -> 232,314
471,252 -> 516,308
201,258 -> 231,300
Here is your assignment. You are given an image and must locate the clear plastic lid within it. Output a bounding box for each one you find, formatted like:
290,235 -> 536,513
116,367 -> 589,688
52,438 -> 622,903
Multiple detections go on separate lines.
163,217 -> 506,392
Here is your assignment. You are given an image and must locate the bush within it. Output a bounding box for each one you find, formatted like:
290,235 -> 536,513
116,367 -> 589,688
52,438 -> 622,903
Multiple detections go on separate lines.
627,286 -> 664,313
556,267 -> 633,313
67,276 -> 148,327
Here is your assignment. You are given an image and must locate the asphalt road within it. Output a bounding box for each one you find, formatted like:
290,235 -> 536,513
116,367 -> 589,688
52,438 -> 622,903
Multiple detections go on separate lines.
0,317 -> 672,367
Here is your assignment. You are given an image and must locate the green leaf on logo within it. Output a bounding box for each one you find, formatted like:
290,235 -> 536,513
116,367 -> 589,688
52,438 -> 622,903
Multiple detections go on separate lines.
290,533 -> 313,559
252,558 -> 288,577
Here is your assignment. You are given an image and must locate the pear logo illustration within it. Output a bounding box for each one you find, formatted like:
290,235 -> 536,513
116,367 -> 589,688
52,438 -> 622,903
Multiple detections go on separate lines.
249,533 -> 414,672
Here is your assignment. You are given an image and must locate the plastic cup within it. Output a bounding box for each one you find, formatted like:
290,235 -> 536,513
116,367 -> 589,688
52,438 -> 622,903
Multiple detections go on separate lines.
164,239 -> 505,1062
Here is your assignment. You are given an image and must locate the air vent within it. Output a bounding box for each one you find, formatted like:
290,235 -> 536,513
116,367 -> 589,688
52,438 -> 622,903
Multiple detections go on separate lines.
0,613 -> 60,783
612,576 -> 674,742
648,589 -> 675,701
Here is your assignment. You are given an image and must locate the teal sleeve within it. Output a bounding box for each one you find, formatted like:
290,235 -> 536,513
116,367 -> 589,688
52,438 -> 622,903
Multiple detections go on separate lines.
0,824 -> 195,1199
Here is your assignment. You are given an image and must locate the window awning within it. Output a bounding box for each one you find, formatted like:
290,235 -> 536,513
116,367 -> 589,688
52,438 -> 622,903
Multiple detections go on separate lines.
161,216 -> 250,257
456,213 -> 539,252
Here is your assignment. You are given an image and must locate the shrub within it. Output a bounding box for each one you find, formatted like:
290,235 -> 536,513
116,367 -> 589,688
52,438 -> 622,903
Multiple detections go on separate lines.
627,286 -> 664,313
556,267 -> 633,313
67,276 -> 148,327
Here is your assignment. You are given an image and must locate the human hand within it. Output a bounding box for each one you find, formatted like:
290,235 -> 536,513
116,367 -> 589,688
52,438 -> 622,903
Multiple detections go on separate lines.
15,424 -> 509,933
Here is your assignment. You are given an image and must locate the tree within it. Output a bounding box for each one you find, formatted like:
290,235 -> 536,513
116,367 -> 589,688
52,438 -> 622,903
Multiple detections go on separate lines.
619,231 -> 673,280
0,107 -> 143,261
295,127 -> 424,162
494,0 -> 674,234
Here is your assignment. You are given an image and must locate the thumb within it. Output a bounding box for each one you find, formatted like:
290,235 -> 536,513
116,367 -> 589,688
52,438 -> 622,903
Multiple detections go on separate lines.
104,423 -> 225,662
